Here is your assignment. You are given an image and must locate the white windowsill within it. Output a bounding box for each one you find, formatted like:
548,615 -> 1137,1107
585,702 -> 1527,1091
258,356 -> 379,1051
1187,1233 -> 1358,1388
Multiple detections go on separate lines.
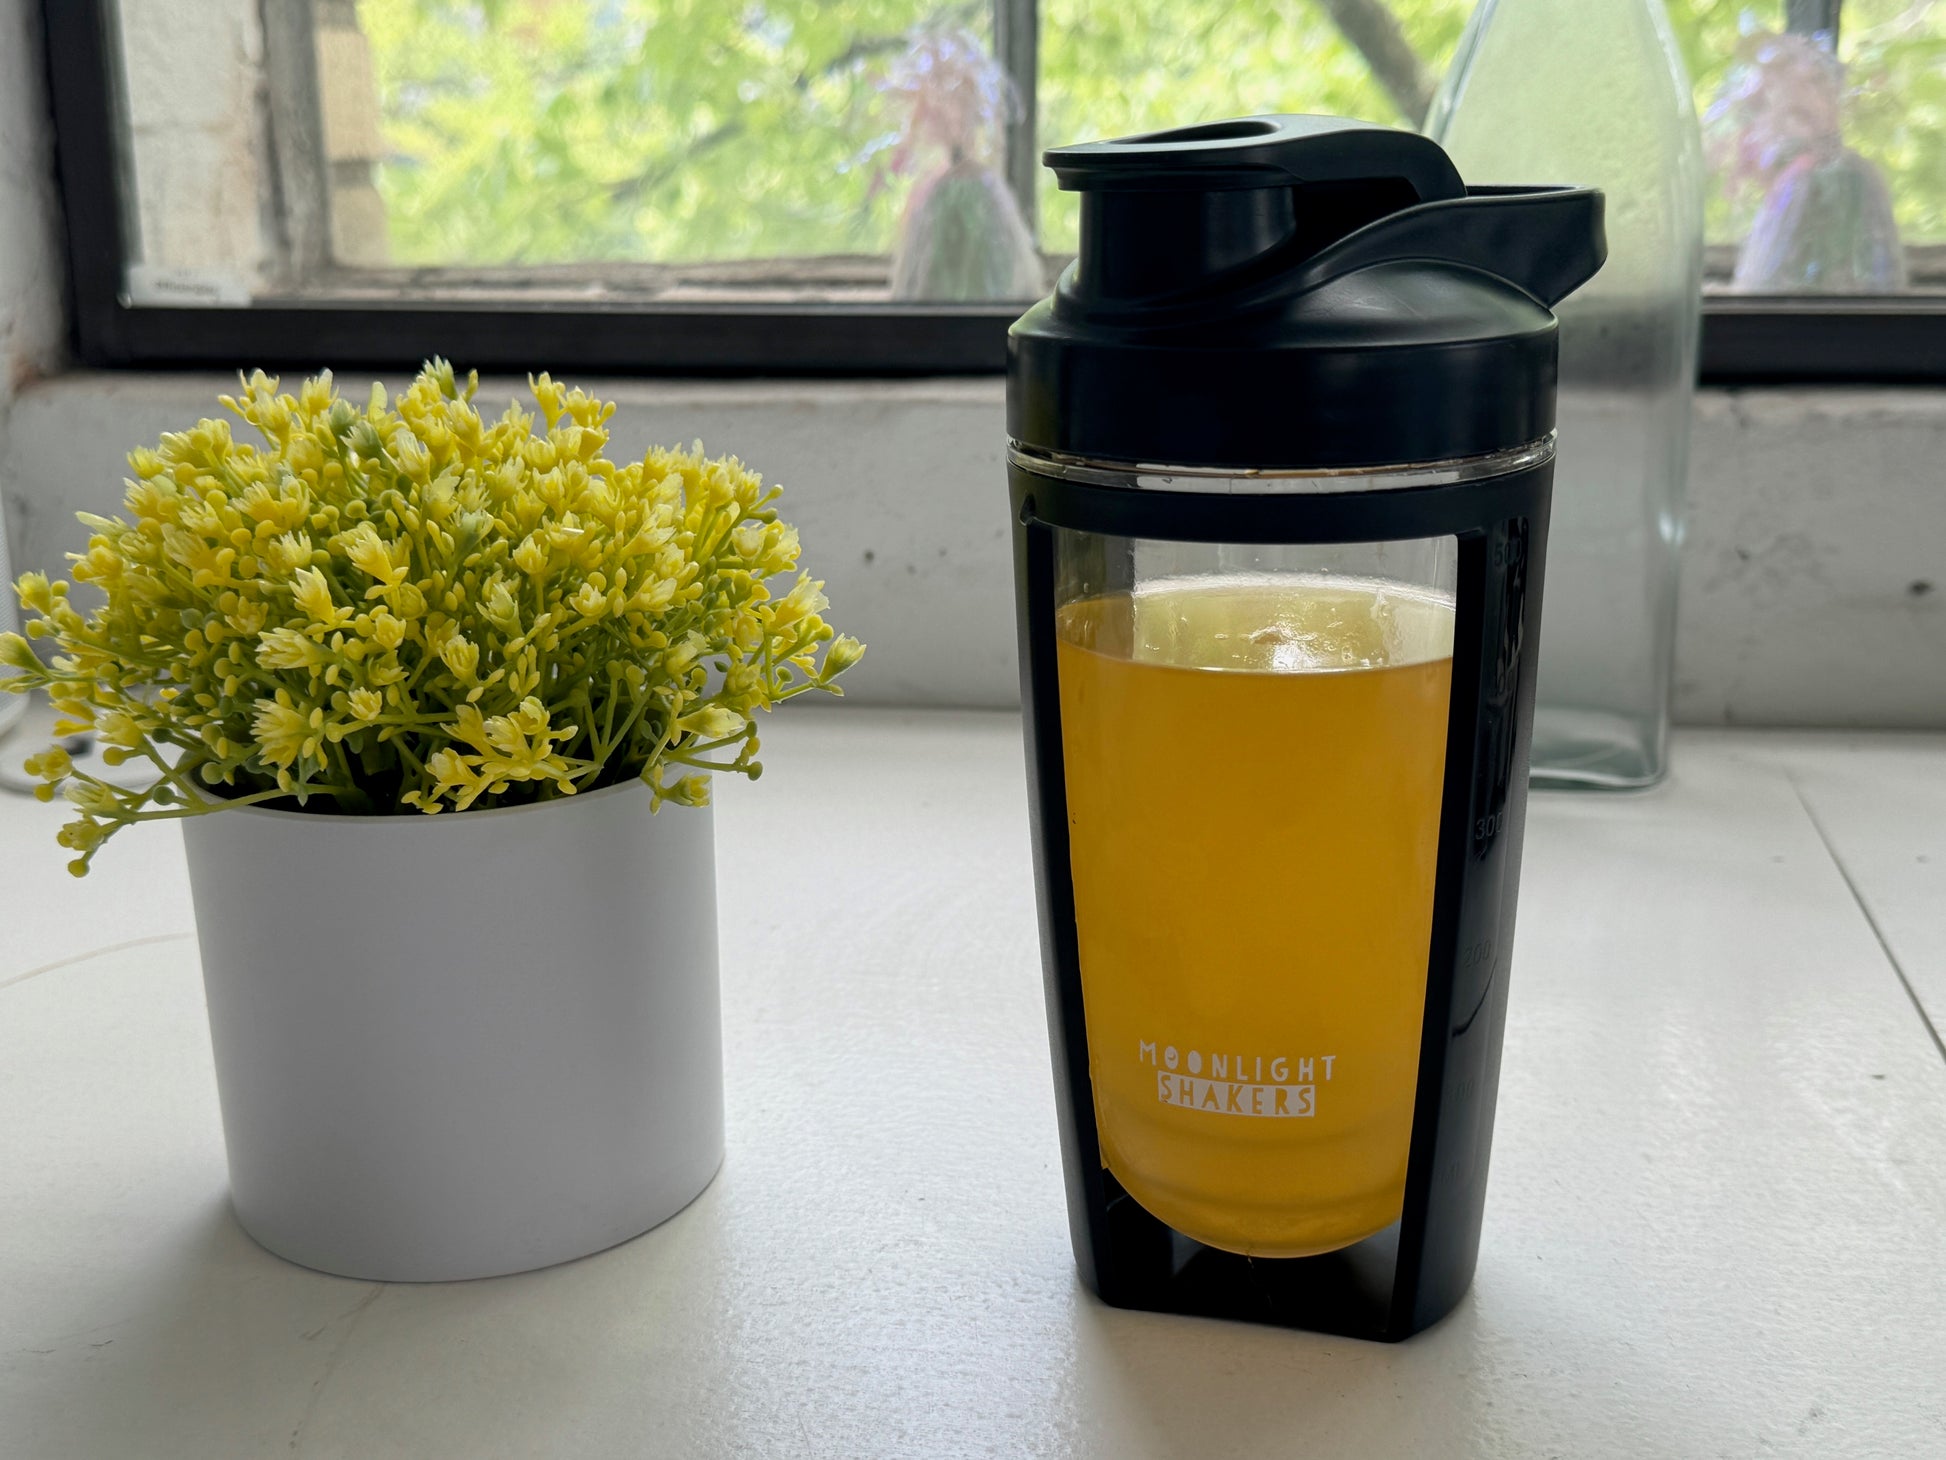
2,711 -> 1944,1455
4,373 -> 1943,726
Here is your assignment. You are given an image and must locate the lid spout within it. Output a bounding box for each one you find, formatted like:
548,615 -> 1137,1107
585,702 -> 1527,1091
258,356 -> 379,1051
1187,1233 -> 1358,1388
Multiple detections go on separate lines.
1292,185 -> 1607,307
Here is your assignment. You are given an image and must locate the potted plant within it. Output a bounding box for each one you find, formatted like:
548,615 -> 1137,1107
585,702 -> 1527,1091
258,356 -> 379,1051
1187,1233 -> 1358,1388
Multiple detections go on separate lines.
0,362 -> 862,1281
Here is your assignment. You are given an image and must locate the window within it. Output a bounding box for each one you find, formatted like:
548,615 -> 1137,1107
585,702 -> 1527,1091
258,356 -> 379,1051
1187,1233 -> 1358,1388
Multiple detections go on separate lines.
43,0 -> 1946,378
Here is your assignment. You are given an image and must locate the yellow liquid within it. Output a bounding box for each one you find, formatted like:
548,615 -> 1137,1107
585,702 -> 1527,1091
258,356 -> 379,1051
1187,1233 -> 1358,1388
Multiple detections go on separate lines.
1056,575 -> 1454,1258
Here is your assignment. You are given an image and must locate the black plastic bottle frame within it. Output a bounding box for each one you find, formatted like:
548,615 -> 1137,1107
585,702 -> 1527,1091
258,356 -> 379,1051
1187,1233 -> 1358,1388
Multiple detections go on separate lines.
1006,115 -> 1607,1341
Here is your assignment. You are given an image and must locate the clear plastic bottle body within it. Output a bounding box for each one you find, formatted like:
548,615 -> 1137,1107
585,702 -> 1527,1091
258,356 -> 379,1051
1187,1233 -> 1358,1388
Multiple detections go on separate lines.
1016,444 -> 1555,1258
1052,528 -> 1456,1257
1429,0 -> 1704,788
1011,437 -> 1557,1329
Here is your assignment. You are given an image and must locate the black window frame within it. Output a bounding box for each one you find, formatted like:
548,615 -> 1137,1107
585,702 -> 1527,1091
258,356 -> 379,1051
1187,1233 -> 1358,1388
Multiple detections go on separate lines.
41,0 -> 1946,383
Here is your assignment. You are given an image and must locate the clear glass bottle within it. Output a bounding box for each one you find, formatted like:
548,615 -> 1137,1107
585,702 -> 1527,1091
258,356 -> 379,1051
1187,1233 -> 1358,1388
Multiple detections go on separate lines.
1428,0 -> 1704,788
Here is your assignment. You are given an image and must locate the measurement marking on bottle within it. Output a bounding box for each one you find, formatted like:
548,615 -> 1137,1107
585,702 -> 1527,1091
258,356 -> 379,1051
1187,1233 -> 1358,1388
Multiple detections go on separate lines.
1155,1073 -> 1316,1117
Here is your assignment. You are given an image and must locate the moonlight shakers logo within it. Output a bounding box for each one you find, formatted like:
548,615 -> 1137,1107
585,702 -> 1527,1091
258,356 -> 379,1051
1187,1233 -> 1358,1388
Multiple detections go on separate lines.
1138,1040 -> 1337,1118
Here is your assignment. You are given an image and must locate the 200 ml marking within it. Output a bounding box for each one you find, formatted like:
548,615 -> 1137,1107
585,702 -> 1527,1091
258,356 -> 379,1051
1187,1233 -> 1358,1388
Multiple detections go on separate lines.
1138,1040 -> 1335,1118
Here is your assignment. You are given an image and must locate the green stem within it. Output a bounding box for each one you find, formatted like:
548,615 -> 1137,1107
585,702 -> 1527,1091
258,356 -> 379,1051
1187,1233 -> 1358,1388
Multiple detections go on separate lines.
324,739 -> 376,812
117,786 -> 306,823
663,750 -> 760,778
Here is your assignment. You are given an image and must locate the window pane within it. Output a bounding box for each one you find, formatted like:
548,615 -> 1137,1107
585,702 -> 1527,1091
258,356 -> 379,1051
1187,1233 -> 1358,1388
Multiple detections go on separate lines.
1684,0 -> 1946,289
105,0 -> 1944,307
1037,0 -> 1944,294
111,0 -> 1044,303
363,0 -> 985,267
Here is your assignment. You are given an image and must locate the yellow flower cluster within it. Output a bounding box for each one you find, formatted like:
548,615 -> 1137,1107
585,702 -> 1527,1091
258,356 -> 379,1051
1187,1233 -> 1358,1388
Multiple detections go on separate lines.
1,362 -> 863,873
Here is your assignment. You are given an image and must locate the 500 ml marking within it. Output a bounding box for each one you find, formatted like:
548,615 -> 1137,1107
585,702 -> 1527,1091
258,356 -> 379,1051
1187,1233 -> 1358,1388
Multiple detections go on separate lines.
1137,1040 -> 1336,1119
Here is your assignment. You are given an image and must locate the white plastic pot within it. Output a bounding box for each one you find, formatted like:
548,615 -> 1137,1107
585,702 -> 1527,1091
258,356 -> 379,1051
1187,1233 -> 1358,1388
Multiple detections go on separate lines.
180,779 -> 722,1282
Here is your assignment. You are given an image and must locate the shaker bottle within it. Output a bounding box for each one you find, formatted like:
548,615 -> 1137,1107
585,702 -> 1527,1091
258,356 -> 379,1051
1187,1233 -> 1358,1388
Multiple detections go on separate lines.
1007,116 -> 1605,1340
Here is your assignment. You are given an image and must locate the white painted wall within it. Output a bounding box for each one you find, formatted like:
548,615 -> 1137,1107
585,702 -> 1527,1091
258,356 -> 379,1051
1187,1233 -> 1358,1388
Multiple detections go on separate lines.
0,0 -> 63,409
114,0 -> 275,299
1,0 -> 1938,727
1681,391 -> 1946,727
0,0 -> 66,639
5,374 -> 1943,727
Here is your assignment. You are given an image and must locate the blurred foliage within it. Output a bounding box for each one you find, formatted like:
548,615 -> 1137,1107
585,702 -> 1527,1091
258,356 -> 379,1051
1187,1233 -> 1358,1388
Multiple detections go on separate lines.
1035,0 -> 1472,250
358,0 -> 1946,268
1828,0 -> 1946,243
360,0 -> 981,263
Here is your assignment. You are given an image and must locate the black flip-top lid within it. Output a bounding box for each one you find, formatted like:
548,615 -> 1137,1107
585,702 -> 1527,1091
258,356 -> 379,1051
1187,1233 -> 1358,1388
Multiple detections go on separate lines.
1008,115 -> 1607,471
